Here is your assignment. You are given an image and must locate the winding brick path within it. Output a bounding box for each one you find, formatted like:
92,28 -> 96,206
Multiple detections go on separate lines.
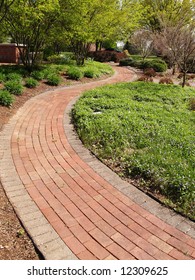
0,65 -> 195,260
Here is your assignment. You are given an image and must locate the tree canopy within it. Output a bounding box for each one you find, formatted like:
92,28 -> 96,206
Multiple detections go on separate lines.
140,0 -> 195,30
59,0 -> 142,64
4,0 -> 60,70
1,0 -> 195,70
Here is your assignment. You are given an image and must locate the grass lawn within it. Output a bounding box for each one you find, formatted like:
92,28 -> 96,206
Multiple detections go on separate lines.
72,82 -> 195,219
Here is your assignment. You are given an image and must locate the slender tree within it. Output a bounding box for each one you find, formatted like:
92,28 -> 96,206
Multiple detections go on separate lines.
154,18 -> 195,86
4,0 -> 60,71
130,29 -> 154,61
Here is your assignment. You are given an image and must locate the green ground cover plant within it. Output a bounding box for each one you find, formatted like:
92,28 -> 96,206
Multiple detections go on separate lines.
25,78 -> 39,88
72,82 -> 195,219
0,90 -> 15,106
4,80 -> 24,95
46,73 -> 62,86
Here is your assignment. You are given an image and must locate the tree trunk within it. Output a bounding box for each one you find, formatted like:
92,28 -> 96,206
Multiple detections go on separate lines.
95,40 -> 99,52
172,64 -> 176,75
182,71 -> 187,87
72,40 -> 90,66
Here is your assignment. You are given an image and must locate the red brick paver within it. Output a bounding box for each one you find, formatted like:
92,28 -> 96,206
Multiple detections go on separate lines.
0,65 -> 195,260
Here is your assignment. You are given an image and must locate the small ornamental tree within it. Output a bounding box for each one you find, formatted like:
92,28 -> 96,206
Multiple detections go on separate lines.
130,29 -> 154,61
154,19 -> 195,86
4,0 -> 60,72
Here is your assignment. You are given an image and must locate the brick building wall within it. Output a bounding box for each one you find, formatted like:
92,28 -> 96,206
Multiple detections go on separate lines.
0,44 -> 20,63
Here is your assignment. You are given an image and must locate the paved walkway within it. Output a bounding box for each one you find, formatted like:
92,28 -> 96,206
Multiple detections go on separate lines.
0,66 -> 195,260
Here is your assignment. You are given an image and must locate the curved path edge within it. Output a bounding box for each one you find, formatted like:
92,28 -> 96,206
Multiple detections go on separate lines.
0,65 -> 194,260
65,98 -> 195,238
0,66 -> 136,260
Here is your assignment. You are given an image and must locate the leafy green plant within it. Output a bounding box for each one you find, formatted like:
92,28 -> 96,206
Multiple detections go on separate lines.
46,73 -> 61,86
142,60 -> 167,72
6,73 -> 22,81
42,67 -> 58,79
0,90 -> 15,106
67,67 -> 84,80
0,73 -> 5,83
25,77 -> 38,88
31,70 -> 45,81
84,67 -> 101,78
72,82 -> 195,219
4,80 -> 24,95
119,58 -> 134,66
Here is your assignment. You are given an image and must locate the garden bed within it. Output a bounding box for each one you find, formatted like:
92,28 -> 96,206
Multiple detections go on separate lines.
72,82 -> 195,220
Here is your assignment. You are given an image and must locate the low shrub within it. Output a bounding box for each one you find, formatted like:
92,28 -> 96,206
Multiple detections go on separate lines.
25,77 -> 39,88
144,68 -> 156,77
0,90 -> 14,106
31,70 -> 45,81
142,60 -> 167,72
88,50 -> 126,63
4,80 -> 24,95
42,67 -> 59,79
0,72 -> 5,83
137,75 -> 153,82
6,73 -> 22,81
159,77 -> 174,84
119,58 -> 134,66
83,68 -> 101,78
46,73 -> 61,86
67,67 -> 84,80
119,58 -> 142,68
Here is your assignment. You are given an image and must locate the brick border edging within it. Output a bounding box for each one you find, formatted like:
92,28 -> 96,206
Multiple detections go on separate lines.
64,88 -> 195,240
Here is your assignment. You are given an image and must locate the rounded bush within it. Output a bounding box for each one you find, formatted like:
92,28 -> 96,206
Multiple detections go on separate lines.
0,72 -> 5,83
141,60 -> 167,72
84,68 -> 101,78
0,90 -> 14,107
4,80 -> 24,95
25,77 -> 38,88
31,70 -> 45,81
6,73 -> 22,81
67,67 -> 84,80
119,58 -> 134,66
46,74 -> 61,86
159,77 -> 173,84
